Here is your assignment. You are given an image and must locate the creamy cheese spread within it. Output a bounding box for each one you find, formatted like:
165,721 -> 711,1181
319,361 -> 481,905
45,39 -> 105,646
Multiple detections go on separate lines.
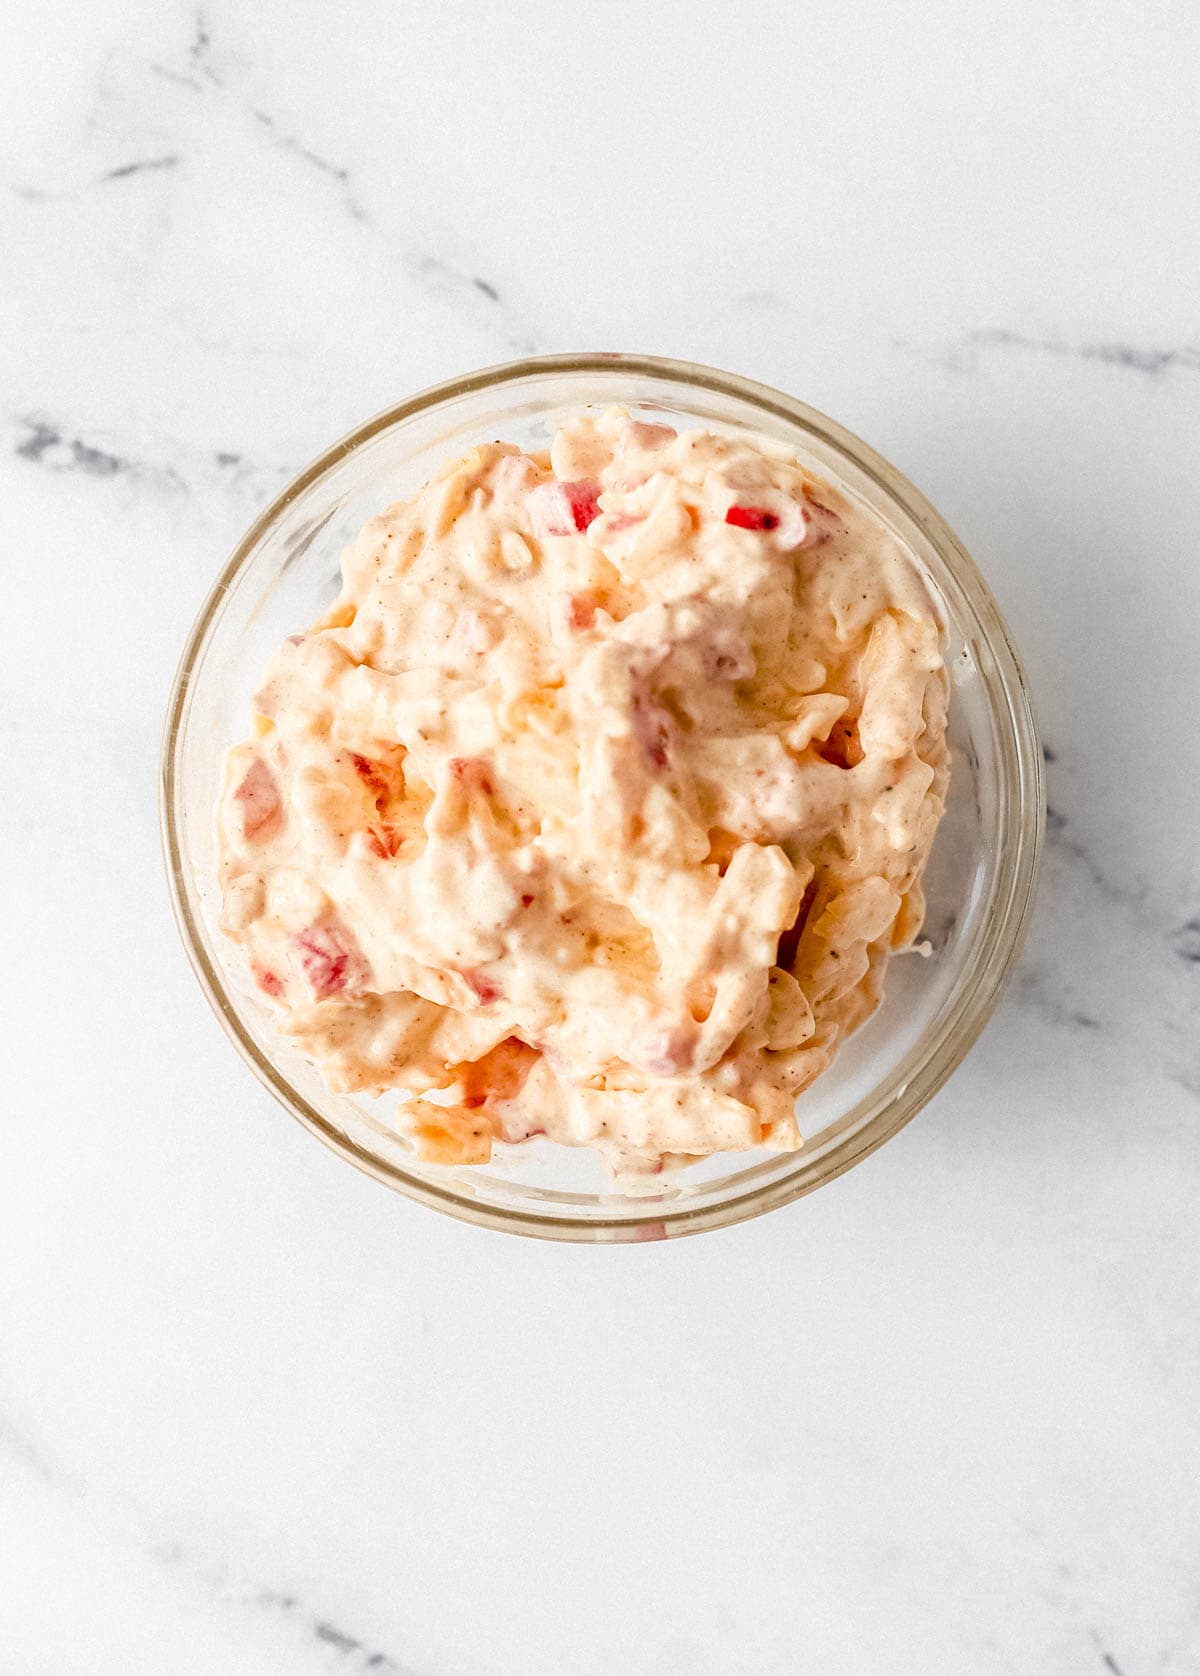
217,408 -> 949,1172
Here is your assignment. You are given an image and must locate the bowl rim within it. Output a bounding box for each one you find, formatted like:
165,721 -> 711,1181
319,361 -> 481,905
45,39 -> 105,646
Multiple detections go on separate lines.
160,351 -> 1044,1242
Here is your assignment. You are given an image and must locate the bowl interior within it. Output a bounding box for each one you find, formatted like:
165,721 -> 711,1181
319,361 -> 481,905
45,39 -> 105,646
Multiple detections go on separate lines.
164,357 -> 1041,1239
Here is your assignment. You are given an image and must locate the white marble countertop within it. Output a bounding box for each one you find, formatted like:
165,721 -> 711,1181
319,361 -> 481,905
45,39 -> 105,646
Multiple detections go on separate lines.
3,2 -> 1199,1671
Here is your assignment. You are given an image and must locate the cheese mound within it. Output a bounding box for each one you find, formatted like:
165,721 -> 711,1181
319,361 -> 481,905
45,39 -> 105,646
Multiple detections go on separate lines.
218,409 -> 949,1172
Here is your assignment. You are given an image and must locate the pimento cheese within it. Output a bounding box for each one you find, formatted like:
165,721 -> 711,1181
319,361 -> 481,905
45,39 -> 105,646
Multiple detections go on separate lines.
218,409 -> 949,1172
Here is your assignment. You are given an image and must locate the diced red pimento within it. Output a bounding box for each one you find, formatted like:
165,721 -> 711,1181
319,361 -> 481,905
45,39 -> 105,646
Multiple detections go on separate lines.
526,478 -> 602,537
631,685 -> 673,770
350,753 -> 405,858
701,630 -> 754,681
253,966 -> 284,998
292,922 -> 365,999
448,756 -> 496,797
351,752 -> 389,801
796,494 -> 842,546
624,420 -> 676,450
233,756 -> 282,841
450,608 -> 493,658
562,479 -> 602,529
366,827 -> 402,859
567,593 -> 597,631
725,497 -> 810,549
350,749 -> 406,827
725,505 -> 780,532
639,1024 -> 696,1076
491,452 -> 545,499
596,510 -> 645,536
552,590 -> 605,639
461,968 -> 502,1005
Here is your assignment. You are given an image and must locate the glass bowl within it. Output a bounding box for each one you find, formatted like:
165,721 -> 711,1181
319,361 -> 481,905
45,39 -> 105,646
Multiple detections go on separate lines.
161,353 -> 1043,1242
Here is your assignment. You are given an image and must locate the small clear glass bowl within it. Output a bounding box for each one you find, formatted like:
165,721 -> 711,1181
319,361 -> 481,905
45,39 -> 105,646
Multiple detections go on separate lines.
161,354 -> 1043,1242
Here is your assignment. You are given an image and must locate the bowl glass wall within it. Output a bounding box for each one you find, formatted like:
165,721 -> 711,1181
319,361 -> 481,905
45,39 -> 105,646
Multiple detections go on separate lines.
161,354 -> 1043,1241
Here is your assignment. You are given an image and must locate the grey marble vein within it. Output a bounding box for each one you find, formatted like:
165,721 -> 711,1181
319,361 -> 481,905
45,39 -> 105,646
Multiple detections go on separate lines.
6,415 -> 299,515
1000,740 -> 1200,1100
188,9 -> 223,87
0,1427 -> 417,1675
153,12 -> 371,222
0,1408 -> 55,1483
100,153 -> 181,183
159,1564 -> 415,1672
1089,1627 -> 1130,1676
6,21 -> 540,362
138,13 -> 535,352
411,251 -> 535,353
249,1584 -> 410,1671
1009,957 -> 1106,1042
248,104 -> 366,222
16,418 -> 126,479
150,60 -> 202,91
1171,919 -> 1200,965
11,415 -> 187,492
955,328 -> 1200,378
1037,748 -> 1197,958
1169,1060 -> 1200,1101
1019,867 -> 1200,1101
1041,798 -> 1145,916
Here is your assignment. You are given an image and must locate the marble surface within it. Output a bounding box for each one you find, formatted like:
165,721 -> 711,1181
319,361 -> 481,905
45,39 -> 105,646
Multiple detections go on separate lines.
3,2 -> 1199,1671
